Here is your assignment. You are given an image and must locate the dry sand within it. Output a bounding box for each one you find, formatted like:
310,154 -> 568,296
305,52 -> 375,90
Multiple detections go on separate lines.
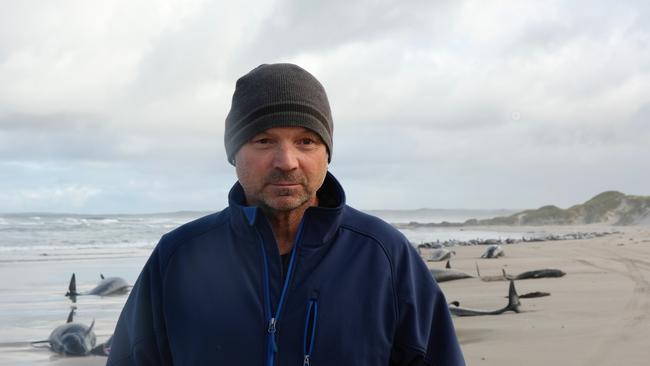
433,225 -> 650,366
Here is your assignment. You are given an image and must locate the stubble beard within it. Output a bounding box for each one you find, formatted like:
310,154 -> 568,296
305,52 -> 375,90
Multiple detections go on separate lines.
260,189 -> 312,212
258,171 -> 314,213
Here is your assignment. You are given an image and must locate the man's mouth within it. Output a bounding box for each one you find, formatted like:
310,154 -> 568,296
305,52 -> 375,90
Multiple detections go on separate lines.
270,182 -> 300,187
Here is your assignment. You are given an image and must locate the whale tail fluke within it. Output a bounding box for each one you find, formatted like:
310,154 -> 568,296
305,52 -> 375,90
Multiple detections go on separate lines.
507,280 -> 521,313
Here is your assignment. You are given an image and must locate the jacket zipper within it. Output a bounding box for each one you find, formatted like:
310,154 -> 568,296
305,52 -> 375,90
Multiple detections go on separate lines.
303,297 -> 319,366
258,221 -> 305,366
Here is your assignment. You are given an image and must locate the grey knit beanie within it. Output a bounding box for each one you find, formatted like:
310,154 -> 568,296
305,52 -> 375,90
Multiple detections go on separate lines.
224,63 -> 333,165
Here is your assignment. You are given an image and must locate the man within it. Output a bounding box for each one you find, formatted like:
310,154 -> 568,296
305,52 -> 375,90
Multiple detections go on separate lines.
107,63 -> 465,365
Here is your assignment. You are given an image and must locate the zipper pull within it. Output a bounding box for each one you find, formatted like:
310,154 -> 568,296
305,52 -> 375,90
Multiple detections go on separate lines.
268,317 -> 278,352
303,354 -> 310,366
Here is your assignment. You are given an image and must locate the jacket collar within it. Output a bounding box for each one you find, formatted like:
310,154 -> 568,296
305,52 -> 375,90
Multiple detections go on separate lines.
228,171 -> 346,247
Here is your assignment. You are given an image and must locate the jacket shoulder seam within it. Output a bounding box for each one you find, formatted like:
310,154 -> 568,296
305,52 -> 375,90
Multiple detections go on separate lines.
160,214 -> 229,271
339,224 -> 399,323
159,216 -> 230,312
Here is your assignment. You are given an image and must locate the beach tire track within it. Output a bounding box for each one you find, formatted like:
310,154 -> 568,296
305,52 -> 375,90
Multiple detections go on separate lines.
613,257 -> 650,325
578,250 -> 650,366
606,248 -> 650,326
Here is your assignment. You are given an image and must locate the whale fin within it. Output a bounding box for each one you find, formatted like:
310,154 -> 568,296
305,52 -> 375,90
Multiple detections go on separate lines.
507,280 -> 521,313
502,268 -> 515,280
65,273 -> 79,298
86,319 -> 95,335
66,308 -> 75,323
445,260 -> 451,269
100,274 -> 105,280
30,340 -> 51,349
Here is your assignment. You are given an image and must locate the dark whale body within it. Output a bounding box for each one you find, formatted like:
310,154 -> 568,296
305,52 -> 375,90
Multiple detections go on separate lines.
30,308 -> 96,356
65,273 -> 130,300
515,269 -> 566,280
430,268 -> 474,282
429,260 -> 473,282
31,309 -> 112,356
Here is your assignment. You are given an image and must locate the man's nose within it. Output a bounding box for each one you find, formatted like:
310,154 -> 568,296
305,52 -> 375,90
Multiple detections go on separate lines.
273,143 -> 299,171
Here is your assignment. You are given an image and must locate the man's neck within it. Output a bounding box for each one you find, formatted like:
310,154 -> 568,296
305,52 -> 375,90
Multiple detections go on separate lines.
263,197 -> 318,255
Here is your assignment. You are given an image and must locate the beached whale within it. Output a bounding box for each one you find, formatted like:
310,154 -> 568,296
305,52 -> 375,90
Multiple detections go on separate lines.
448,280 -> 521,317
515,269 -> 566,280
481,244 -> 505,259
65,273 -> 130,300
430,268 -> 474,282
30,308 -> 104,356
424,248 -> 455,262
429,261 -> 473,282
476,265 -> 566,282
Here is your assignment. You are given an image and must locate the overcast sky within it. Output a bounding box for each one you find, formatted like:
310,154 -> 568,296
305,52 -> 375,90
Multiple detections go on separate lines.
1,0 -> 649,213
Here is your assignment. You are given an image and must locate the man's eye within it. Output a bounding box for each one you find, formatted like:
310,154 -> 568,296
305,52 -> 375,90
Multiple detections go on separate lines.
299,138 -> 315,145
254,138 -> 271,144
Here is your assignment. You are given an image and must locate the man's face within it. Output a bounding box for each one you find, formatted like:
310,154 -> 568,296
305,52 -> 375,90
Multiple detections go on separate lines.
234,126 -> 329,213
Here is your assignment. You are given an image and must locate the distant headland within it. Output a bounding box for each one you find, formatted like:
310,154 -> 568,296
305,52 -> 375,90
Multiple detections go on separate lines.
401,191 -> 650,227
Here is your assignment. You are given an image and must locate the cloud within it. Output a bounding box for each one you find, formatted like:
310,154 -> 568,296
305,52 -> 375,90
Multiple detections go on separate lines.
0,184 -> 101,211
236,0 -> 458,61
1,0 -> 649,212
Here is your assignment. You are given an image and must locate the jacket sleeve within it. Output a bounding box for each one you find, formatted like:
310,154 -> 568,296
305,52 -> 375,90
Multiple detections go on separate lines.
389,243 -> 465,366
106,243 -> 173,366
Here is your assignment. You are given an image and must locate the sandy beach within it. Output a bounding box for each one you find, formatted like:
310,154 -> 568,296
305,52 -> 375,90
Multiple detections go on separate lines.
435,225 -> 650,366
1,225 -> 649,365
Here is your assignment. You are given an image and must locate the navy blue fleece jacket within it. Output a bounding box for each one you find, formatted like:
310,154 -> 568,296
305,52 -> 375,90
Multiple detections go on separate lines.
107,172 -> 465,366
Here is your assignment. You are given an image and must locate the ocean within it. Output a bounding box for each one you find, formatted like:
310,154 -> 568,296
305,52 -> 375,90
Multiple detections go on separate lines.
0,209 -> 527,259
